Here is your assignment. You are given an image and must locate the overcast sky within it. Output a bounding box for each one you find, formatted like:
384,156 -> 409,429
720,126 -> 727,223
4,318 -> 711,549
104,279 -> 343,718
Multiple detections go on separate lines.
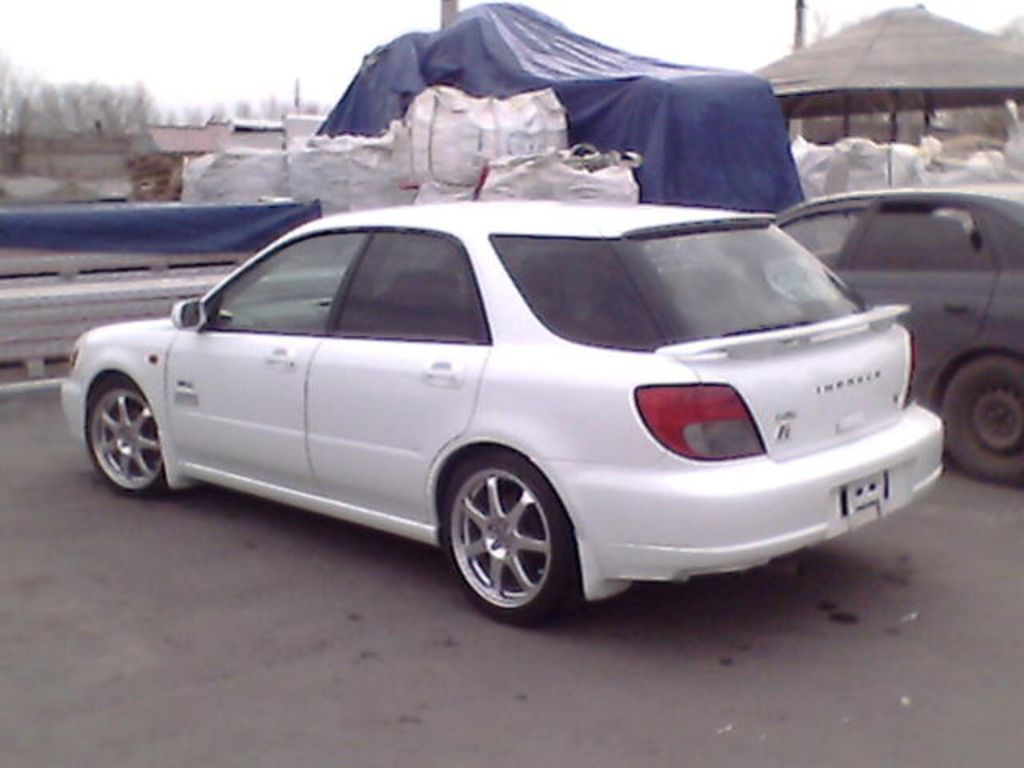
3,0 -> 1022,115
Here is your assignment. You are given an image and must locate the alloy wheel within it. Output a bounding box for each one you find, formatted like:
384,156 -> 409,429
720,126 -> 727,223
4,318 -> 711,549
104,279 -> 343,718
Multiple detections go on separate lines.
89,386 -> 164,491
450,469 -> 553,610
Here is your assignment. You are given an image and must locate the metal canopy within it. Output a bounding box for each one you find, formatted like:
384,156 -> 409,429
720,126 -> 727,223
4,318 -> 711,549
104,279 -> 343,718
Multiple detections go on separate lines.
757,6 -> 1024,119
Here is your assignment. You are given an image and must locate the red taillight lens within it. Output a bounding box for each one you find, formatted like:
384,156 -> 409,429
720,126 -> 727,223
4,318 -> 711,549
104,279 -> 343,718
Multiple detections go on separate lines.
635,385 -> 765,461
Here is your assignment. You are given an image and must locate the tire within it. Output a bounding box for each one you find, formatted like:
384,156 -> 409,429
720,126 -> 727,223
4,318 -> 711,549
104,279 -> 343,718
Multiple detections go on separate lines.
943,356 -> 1024,485
441,451 -> 581,624
86,377 -> 167,494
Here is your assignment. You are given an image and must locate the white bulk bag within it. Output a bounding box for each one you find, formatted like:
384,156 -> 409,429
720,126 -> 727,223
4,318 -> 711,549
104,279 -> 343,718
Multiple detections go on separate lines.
182,150 -> 289,204
479,146 -> 641,205
406,86 -> 567,187
287,120 -> 416,213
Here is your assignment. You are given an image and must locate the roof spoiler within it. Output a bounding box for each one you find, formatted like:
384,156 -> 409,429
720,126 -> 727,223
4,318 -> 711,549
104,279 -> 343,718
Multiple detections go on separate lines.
656,305 -> 909,362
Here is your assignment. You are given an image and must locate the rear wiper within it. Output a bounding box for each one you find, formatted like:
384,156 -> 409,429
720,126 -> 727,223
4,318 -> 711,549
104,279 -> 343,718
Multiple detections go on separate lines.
721,321 -> 809,338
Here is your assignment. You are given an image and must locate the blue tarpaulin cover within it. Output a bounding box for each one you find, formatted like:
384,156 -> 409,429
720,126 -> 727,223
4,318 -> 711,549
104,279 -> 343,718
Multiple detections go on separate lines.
319,3 -> 802,212
0,201 -> 322,254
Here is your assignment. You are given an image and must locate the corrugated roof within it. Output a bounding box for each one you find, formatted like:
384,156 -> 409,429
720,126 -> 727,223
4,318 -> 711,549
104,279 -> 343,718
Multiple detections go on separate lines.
757,6 -> 1024,117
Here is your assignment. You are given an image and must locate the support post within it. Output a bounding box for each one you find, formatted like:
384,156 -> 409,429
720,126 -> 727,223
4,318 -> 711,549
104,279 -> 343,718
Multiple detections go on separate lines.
794,0 -> 807,51
441,0 -> 459,29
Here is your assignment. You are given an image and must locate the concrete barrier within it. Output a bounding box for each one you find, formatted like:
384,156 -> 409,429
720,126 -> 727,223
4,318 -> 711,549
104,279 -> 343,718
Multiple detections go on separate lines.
0,248 -> 246,378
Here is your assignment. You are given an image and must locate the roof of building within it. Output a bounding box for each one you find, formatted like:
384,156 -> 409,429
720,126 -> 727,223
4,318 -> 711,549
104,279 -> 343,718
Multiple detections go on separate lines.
148,124 -> 231,155
758,6 -> 1024,117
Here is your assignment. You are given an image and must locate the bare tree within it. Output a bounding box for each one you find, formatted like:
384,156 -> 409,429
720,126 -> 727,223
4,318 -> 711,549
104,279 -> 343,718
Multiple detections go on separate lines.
810,9 -> 831,44
0,53 -> 33,135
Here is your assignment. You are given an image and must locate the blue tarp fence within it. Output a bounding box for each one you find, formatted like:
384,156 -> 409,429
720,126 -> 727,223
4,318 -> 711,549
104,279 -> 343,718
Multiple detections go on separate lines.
320,3 -> 802,213
0,201 -> 322,254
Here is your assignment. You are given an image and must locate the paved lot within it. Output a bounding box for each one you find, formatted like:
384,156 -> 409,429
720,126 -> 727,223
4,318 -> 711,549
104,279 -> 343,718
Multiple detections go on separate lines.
2,387 -> 1023,768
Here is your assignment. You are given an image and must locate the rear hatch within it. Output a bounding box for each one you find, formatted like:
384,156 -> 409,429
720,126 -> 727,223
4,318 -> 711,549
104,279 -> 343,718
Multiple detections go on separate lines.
657,307 -> 912,460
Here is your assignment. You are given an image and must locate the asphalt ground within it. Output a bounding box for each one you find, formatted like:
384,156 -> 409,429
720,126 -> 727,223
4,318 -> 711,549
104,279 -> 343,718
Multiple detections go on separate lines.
2,386 -> 1023,768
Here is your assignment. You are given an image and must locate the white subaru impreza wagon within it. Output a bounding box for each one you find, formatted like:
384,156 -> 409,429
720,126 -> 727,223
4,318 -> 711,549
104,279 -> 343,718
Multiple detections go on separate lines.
63,202 -> 943,623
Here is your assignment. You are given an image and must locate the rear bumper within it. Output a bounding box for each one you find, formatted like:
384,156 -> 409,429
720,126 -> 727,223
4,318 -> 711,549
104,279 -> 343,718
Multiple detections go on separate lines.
548,404 -> 943,595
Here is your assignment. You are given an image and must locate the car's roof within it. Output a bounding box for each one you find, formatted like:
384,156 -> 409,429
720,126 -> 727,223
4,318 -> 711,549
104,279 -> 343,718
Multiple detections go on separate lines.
289,201 -> 766,241
781,184 -> 1024,217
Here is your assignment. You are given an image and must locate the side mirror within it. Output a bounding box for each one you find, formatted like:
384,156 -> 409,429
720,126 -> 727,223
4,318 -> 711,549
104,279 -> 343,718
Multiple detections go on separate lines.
171,298 -> 205,330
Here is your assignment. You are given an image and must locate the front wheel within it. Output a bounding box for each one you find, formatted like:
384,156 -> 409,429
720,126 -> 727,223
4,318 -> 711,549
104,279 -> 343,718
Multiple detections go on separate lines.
943,356 -> 1024,485
442,451 -> 581,624
87,378 -> 167,493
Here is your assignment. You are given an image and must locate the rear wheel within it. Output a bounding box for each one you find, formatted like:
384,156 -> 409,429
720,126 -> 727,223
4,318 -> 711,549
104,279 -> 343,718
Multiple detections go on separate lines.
943,356 -> 1024,485
442,451 -> 580,624
87,378 -> 167,493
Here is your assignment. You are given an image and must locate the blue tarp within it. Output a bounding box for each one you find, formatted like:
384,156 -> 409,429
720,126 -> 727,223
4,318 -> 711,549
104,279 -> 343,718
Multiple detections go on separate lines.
319,3 -> 802,213
0,201 -> 322,254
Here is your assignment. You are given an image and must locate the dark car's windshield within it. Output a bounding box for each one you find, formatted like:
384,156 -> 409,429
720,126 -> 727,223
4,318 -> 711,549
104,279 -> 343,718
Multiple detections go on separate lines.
492,224 -> 859,351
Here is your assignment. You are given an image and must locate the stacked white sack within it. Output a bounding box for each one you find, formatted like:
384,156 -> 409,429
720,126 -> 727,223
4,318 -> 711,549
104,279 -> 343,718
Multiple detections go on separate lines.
182,150 -> 289,204
408,86 -> 568,188
478,146 -> 641,205
288,121 -> 416,213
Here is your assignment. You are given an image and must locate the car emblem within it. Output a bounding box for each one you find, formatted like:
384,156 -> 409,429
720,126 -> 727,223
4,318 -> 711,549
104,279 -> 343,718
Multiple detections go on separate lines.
775,411 -> 796,443
816,370 -> 882,395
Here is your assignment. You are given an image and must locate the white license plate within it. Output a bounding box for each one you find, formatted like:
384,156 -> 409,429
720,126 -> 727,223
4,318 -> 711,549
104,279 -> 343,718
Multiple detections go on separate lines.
842,470 -> 889,527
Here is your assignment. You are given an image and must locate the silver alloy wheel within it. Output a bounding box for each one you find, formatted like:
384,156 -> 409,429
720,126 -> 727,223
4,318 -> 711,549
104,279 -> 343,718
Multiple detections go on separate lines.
89,386 -> 164,491
450,469 -> 553,609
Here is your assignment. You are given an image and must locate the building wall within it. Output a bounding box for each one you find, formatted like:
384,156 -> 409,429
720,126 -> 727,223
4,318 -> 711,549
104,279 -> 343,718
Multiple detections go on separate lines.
0,135 -> 135,179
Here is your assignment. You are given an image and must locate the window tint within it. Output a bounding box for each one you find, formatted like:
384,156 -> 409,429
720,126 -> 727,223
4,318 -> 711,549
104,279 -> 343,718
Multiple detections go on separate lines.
206,232 -> 367,334
491,237 -> 663,351
850,205 -> 991,271
334,231 -> 488,343
621,226 -> 858,342
492,226 -> 858,350
781,209 -> 862,267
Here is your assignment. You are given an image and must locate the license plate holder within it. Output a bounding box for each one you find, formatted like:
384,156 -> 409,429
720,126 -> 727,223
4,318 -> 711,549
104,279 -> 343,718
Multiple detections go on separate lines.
842,470 -> 889,527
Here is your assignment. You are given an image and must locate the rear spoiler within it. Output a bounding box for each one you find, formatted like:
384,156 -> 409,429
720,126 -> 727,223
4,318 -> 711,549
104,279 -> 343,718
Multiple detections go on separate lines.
656,305 -> 909,362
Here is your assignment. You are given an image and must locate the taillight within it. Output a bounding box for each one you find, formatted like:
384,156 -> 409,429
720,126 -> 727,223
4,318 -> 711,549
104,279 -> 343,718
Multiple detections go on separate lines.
635,385 -> 765,461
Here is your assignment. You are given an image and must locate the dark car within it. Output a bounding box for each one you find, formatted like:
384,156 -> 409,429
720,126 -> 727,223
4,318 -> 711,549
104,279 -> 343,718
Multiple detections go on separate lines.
778,185 -> 1024,485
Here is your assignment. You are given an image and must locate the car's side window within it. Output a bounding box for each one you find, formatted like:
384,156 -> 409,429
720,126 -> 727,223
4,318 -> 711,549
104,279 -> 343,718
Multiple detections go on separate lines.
205,232 -> 368,335
849,205 -> 992,272
781,209 -> 862,267
333,231 -> 489,344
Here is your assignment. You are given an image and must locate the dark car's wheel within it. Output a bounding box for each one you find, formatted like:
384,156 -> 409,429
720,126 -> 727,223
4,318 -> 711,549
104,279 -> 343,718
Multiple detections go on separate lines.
943,356 -> 1024,485
442,451 -> 581,624
87,377 -> 167,493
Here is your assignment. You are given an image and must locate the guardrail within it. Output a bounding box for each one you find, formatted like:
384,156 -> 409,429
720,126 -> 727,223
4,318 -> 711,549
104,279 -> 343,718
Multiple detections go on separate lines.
0,248 -> 246,378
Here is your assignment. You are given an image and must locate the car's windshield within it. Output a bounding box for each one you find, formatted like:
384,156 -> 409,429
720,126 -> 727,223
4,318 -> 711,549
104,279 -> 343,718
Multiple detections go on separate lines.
492,224 -> 859,350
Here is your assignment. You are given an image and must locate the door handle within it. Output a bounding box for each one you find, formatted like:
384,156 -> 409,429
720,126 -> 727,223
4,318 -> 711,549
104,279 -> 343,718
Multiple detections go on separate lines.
423,361 -> 462,388
173,380 -> 199,407
265,348 -> 297,372
943,304 -> 972,316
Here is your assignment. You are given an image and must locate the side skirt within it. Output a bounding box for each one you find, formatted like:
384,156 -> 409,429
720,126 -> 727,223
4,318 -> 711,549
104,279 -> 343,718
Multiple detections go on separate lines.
180,462 -> 438,546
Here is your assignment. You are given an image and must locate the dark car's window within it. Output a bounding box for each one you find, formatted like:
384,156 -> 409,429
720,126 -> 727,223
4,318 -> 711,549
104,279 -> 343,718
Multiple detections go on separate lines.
334,231 -> 489,343
492,225 -> 858,350
850,205 -> 993,272
206,232 -> 367,334
780,209 -> 862,267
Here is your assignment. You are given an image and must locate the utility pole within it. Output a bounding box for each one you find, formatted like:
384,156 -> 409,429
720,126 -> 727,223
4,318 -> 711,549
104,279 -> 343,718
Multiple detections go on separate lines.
791,1 -> 808,140
441,0 -> 459,29
794,0 -> 806,51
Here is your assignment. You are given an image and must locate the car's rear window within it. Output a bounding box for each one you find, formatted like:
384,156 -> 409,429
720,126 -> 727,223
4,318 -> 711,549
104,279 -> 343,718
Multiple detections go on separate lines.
492,225 -> 859,350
